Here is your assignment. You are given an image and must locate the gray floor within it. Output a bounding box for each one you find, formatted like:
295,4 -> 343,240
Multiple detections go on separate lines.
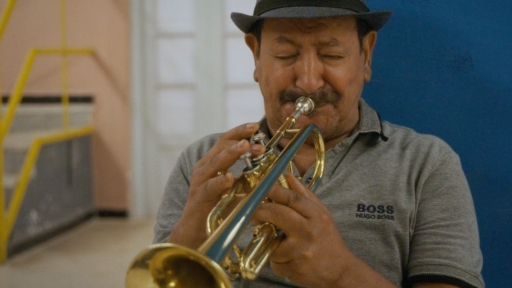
0,218 -> 156,288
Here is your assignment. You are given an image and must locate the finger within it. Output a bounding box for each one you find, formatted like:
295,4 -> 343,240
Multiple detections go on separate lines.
198,172 -> 235,204
264,175 -> 317,219
269,258 -> 307,282
256,202 -> 305,234
219,122 -> 260,141
219,122 -> 265,157
269,233 -> 302,263
253,186 -> 308,239
269,260 -> 293,279
196,122 -> 259,165
194,123 -> 260,177
206,139 -> 251,175
286,173 -> 316,201
287,174 -> 330,213
268,232 -> 320,276
269,260 -> 311,288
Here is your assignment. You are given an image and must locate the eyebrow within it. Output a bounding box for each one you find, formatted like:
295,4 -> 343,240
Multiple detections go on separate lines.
315,38 -> 341,48
273,35 -> 342,48
274,35 -> 299,47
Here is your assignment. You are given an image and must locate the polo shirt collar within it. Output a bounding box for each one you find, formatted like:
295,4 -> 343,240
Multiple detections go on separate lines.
357,98 -> 382,135
354,98 -> 388,139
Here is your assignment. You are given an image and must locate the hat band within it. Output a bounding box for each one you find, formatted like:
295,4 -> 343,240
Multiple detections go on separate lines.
254,0 -> 370,16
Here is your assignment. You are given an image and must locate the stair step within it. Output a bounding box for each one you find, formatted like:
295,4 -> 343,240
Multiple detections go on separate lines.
3,171 -> 36,189
7,103 -> 93,133
3,129 -> 83,174
2,172 -> 36,207
4,129 -> 67,150
2,173 -> 16,210
9,104 -> 93,115
4,173 -> 18,190
1,102 -> 93,192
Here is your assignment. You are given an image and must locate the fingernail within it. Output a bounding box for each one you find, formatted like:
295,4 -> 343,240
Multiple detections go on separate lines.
246,123 -> 258,129
251,145 -> 264,153
225,172 -> 234,181
237,140 -> 245,148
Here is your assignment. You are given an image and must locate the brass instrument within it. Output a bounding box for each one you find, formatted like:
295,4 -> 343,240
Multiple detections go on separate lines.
126,97 -> 325,288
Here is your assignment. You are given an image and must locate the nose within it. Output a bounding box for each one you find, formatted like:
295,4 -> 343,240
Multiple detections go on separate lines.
294,53 -> 325,93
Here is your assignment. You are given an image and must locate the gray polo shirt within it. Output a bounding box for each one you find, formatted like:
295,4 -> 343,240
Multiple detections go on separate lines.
154,99 -> 484,288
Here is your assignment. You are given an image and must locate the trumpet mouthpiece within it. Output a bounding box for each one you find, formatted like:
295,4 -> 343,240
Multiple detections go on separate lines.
295,97 -> 315,115
290,97 -> 315,120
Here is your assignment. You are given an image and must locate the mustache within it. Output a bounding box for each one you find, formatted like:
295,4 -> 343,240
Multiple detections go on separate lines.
278,87 -> 341,107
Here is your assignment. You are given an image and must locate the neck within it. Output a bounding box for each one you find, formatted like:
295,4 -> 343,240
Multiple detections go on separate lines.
282,129 -> 352,176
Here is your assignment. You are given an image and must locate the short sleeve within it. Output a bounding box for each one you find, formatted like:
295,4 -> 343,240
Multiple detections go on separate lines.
407,148 -> 484,288
152,151 -> 192,244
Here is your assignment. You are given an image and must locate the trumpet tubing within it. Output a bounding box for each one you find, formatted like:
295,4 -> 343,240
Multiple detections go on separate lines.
126,97 -> 325,288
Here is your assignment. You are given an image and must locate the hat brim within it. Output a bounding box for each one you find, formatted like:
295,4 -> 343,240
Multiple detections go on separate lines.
231,7 -> 392,33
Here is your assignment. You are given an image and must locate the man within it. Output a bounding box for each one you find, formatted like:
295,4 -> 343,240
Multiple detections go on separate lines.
153,1 -> 484,287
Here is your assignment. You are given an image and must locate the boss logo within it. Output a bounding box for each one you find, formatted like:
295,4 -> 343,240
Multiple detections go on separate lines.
357,204 -> 394,214
355,203 -> 395,221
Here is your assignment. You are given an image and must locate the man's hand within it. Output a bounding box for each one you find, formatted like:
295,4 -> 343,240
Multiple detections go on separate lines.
255,173 -> 397,288
168,123 -> 264,249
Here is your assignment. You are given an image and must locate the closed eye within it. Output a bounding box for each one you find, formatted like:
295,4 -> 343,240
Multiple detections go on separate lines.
275,54 -> 298,60
321,54 -> 344,60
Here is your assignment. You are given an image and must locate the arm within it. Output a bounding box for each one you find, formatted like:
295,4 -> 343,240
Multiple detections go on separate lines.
407,148 -> 484,288
255,174 -> 398,288
255,170 -> 480,288
154,123 -> 264,249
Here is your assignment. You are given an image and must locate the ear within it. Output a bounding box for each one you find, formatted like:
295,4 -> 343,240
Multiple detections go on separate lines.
362,31 -> 377,82
245,33 -> 261,83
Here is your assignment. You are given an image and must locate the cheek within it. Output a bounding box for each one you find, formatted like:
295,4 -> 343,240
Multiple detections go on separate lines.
259,65 -> 295,120
328,63 -> 363,87
260,61 -> 294,92
326,64 -> 365,106
261,96 -> 283,132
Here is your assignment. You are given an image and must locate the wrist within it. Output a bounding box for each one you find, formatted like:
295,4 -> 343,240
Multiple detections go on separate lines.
168,214 -> 208,249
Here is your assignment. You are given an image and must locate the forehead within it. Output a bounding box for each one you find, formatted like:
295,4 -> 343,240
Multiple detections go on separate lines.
261,17 -> 358,37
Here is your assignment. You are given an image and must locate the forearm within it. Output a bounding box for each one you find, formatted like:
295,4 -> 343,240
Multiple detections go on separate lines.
330,252 -> 397,288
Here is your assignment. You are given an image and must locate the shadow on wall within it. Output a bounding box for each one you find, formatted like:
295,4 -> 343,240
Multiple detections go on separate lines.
364,0 -> 512,286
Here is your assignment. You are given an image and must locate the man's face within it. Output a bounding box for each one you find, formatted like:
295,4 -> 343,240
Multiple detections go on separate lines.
245,17 -> 377,144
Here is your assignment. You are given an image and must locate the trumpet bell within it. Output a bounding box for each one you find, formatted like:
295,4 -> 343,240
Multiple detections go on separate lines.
126,243 -> 233,288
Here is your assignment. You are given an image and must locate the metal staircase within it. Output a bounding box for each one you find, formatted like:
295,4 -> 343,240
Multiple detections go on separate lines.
0,0 -> 95,262
3,100 -> 95,255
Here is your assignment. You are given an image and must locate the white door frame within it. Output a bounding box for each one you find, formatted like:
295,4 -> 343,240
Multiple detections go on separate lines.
130,0 -> 225,217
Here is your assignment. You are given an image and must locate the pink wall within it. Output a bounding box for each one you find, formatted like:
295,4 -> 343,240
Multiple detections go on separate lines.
0,0 -> 131,211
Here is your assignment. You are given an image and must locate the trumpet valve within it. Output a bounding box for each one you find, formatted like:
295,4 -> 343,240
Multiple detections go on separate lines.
240,152 -> 253,170
252,133 -> 267,146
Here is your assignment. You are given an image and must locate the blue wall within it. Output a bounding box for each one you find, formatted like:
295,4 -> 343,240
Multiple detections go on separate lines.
365,1 -> 512,286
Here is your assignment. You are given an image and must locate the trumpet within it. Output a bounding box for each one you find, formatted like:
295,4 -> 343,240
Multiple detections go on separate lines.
126,97 -> 325,288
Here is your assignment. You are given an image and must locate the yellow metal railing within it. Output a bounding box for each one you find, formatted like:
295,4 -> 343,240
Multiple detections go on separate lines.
0,0 -> 95,262
0,48 -> 94,138
1,127 -> 93,261
0,0 -> 15,43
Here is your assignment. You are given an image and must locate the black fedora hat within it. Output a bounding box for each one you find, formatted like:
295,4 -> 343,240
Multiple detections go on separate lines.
231,0 -> 392,33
